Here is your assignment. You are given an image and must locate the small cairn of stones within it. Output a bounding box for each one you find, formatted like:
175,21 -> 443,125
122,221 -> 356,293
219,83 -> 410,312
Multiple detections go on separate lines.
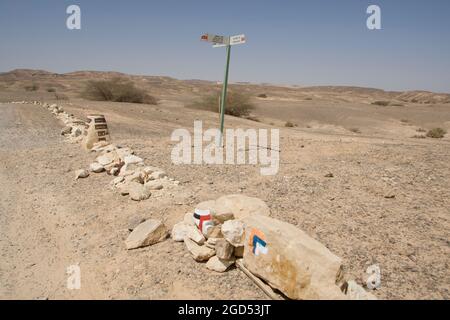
170,195 -> 268,273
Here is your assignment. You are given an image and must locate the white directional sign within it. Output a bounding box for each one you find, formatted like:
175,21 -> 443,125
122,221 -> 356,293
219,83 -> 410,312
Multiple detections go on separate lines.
229,34 -> 246,46
201,33 -> 229,45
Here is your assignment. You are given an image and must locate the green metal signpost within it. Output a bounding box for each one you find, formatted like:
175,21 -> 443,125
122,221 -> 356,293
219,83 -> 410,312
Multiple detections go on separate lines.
201,33 -> 246,146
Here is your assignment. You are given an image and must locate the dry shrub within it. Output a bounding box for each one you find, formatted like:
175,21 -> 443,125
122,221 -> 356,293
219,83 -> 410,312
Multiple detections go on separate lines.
372,101 -> 390,106
24,83 -> 39,91
83,78 -> 157,104
285,121 -> 295,127
188,91 -> 254,118
257,93 -> 267,98
426,128 -> 447,139
349,128 -> 361,133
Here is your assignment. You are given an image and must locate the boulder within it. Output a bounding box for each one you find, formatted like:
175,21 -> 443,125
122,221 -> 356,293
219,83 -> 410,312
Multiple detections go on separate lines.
125,219 -> 168,249
215,238 -> 234,260
89,162 -> 105,173
128,182 -> 151,201
171,222 -> 191,242
75,169 -> 89,179
206,256 -> 235,273
184,237 -> 215,262
215,194 -> 270,220
196,200 -> 234,223
242,215 -> 345,300
221,220 -> 244,246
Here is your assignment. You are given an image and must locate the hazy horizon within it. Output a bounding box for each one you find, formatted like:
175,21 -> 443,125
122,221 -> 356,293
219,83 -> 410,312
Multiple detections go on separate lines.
1,0 -> 449,93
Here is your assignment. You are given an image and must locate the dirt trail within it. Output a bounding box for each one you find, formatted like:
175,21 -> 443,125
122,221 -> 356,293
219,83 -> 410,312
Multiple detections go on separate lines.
1,99 -> 449,300
0,103 -> 266,300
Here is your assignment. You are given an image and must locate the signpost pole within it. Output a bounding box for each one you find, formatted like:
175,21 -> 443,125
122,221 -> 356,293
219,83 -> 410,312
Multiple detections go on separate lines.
219,44 -> 231,147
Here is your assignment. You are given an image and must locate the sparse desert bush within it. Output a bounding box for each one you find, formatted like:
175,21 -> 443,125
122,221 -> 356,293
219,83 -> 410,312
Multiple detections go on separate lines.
83,78 -> 157,104
416,128 -> 427,132
285,121 -> 295,127
24,83 -> 39,91
257,93 -> 267,98
426,128 -> 447,139
391,103 -> 404,106
349,128 -> 361,134
412,134 -> 426,139
245,115 -> 260,122
47,87 -> 56,92
371,100 -> 390,106
55,93 -> 69,101
400,119 -> 409,123
305,97 -> 313,101
188,91 -> 254,118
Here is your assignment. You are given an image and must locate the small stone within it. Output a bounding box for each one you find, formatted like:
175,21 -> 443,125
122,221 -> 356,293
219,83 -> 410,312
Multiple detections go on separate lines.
125,219 -> 168,250
96,153 -> 117,166
128,182 -> 151,201
124,155 -> 144,165
183,212 -> 195,226
187,226 -> 206,245
206,224 -> 223,239
343,281 -> 377,300
206,256 -> 235,273
205,238 -> 218,249
215,238 -> 234,260
221,220 -> 244,246
234,245 -> 244,258
184,237 -> 215,262
89,162 -> 105,173
61,126 -> 72,135
171,222 -> 191,242
127,217 -> 146,232
150,171 -> 167,180
112,176 -> 125,185
75,169 -> 89,179
145,180 -> 163,190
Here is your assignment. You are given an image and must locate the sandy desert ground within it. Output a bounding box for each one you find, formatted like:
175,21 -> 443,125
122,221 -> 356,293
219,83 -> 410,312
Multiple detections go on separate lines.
0,69 -> 449,300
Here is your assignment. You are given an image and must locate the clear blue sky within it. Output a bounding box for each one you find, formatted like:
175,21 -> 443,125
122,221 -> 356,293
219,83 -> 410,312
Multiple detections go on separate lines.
1,0 -> 449,92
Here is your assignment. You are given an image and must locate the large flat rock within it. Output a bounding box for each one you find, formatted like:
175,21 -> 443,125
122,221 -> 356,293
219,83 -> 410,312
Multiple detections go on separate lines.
242,215 -> 345,300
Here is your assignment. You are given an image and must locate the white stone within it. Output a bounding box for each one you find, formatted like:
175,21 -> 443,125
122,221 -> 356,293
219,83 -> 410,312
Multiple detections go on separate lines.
124,155 -> 144,165
187,225 -> 206,245
125,219 -> 168,249
215,238 -> 234,260
145,180 -> 163,190
344,281 -> 377,300
171,222 -> 191,242
150,171 -> 167,180
221,220 -> 244,246
75,169 -> 89,179
89,162 -> 105,173
128,182 -> 151,201
206,256 -> 235,273
184,237 -> 215,262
